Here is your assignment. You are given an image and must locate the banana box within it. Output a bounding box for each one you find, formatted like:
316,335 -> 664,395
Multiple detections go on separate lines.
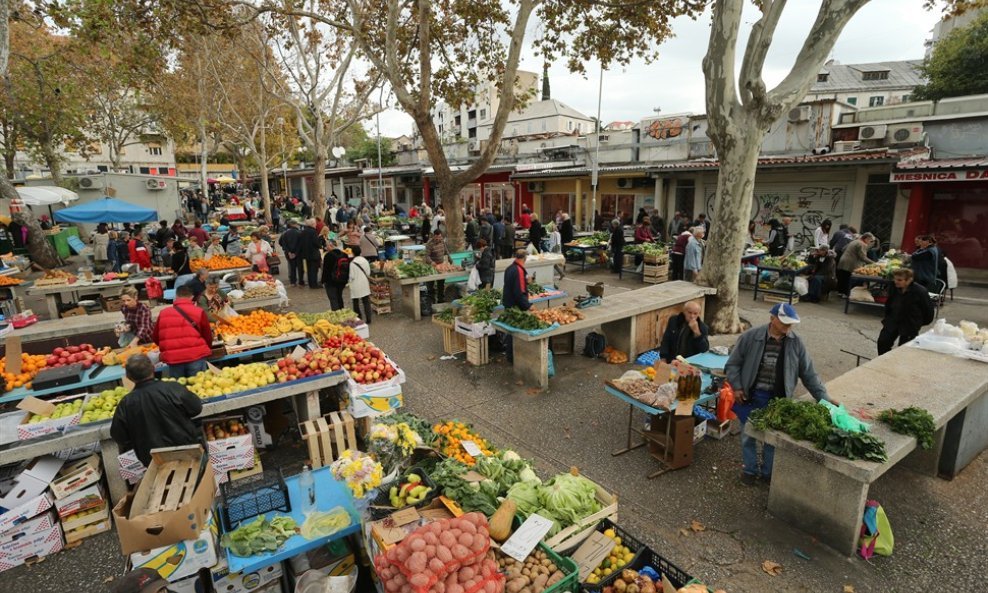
211,555 -> 283,593
129,513 -> 218,583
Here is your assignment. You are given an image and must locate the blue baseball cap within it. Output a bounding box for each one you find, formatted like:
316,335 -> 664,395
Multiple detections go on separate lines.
769,303 -> 800,324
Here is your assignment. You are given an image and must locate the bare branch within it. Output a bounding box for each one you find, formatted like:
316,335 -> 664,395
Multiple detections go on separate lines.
738,0 -> 788,106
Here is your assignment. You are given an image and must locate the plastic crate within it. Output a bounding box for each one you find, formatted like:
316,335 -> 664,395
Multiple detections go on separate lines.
369,467 -> 439,519
497,542 -> 579,593
581,546 -> 694,592
219,469 -> 290,531
580,518 -> 647,587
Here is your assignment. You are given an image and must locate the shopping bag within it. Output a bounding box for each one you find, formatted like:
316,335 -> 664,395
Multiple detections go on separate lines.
793,276 -> 809,296
467,267 -> 481,291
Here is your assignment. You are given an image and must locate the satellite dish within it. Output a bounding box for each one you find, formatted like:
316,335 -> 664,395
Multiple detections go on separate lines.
331,147 -> 346,158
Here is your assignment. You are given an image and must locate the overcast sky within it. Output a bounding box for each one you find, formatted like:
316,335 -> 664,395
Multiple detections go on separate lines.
374,0 -> 947,136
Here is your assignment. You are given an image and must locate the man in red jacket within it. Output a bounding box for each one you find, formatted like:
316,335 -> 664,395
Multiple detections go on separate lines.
128,229 -> 153,270
152,285 -> 214,378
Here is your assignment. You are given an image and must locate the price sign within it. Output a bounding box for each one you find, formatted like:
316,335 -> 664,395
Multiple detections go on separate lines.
461,440 -> 484,457
500,514 -> 554,562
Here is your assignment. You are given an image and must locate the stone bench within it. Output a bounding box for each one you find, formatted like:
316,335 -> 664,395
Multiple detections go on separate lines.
501,281 -> 716,389
746,346 -> 988,555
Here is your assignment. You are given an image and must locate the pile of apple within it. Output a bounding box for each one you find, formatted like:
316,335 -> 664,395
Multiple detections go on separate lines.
320,333 -> 365,350
334,343 -> 398,385
274,349 -> 341,383
46,345 -> 108,370
81,386 -> 128,424
205,418 -> 249,441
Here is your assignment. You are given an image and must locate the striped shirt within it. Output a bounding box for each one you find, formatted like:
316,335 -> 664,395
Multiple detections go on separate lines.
754,336 -> 784,393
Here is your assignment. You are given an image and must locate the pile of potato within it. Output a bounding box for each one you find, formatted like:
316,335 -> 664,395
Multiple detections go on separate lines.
531,306 -> 584,325
498,548 -> 567,593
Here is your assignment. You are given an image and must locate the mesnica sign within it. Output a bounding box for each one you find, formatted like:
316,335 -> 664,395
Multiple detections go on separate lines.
890,169 -> 988,183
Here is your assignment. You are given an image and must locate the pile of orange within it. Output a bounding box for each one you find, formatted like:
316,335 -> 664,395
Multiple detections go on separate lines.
432,421 -> 495,466
0,276 -> 23,286
1,353 -> 48,392
191,256 -> 251,271
217,309 -> 281,337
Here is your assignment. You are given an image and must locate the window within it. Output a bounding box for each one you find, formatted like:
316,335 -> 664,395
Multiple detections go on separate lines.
868,96 -> 885,107
846,97 -> 857,105
567,120 -> 573,131
901,95 -> 911,103
817,73 -> 829,82
862,71 -> 889,81
674,179 -> 695,219
479,109 -> 486,119
139,167 -> 150,174
148,144 -> 163,156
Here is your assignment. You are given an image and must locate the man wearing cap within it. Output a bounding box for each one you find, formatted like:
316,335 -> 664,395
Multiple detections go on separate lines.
110,568 -> 170,593
725,303 -> 832,485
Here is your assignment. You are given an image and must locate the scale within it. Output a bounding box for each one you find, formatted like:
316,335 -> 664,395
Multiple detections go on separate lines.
31,363 -> 85,391
574,282 -> 605,309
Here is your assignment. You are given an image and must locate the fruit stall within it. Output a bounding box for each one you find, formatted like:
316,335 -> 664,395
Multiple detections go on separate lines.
23,270 -> 177,319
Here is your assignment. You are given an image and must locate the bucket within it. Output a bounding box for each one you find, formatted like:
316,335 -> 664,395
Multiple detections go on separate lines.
294,565 -> 358,593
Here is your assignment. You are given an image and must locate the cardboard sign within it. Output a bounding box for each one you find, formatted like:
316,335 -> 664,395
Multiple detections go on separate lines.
389,507 -> 420,527
4,336 -> 22,374
500,513 -> 554,562
461,471 -> 487,483
461,440 -> 484,457
17,396 -> 56,417
675,399 -> 696,416
290,345 -> 307,361
571,530 -> 616,581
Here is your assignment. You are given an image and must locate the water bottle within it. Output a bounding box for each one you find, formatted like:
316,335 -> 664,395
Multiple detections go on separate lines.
300,463 -> 316,515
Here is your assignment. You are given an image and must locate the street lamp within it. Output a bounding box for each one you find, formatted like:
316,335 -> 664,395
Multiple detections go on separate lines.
277,117 -> 288,195
376,85 -> 385,209
590,63 -> 604,231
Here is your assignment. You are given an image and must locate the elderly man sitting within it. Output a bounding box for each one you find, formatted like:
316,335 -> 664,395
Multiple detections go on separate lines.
660,301 -> 710,363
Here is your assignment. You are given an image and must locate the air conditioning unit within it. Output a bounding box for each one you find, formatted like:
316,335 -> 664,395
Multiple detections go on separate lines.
787,106 -> 811,123
833,141 -> 859,153
857,124 -> 887,141
527,182 -> 545,193
889,123 -> 924,144
616,178 -> 634,189
145,178 -> 166,190
78,175 -> 103,190
467,141 -> 478,151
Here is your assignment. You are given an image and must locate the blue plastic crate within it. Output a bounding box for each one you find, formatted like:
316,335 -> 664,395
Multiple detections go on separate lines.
635,350 -> 660,366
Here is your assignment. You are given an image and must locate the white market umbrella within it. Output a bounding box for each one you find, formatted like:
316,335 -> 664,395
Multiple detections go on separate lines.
16,185 -> 79,206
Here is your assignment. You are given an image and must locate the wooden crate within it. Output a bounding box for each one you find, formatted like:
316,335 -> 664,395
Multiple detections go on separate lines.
643,263 -> 669,278
433,315 -> 466,354
299,411 -> 359,469
633,297 -> 705,355
643,254 -> 668,265
763,293 -> 799,304
145,458 -> 199,513
465,335 -> 489,366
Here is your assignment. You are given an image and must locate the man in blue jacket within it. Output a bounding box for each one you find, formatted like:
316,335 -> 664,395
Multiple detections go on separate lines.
501,249 -> 531,363
725,303 -> 834,486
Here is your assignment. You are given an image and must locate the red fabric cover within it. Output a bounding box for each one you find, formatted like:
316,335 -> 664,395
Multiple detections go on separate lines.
153,299 -> 213,364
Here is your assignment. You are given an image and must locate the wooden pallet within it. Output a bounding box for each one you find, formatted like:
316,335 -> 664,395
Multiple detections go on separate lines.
145,459 -> 199,513
465,335 -> 489,366
299,411 -> 359,468
433,316 -> 466,355
763,293 -> 799,304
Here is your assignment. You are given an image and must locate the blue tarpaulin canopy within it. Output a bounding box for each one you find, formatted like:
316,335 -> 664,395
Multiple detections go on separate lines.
53,197 -> 158,224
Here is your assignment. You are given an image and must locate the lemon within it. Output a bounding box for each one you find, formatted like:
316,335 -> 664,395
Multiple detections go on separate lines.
603,528 -> 616,539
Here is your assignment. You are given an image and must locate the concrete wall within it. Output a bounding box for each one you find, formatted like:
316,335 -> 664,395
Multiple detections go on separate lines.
48,173 -> 183,233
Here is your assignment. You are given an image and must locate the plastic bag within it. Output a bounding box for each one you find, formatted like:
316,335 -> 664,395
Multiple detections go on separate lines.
849,286 -> 874,302
793,276 -> 809,296
467,267 -> 481,291
821,400 -> 870,433
716,381 -> 737,423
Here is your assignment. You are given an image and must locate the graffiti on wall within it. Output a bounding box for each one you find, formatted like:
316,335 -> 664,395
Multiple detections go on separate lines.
646,117 -> 685,141
704,184 -> 849,248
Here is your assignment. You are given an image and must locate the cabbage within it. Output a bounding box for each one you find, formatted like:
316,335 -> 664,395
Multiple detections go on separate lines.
507,481 -> 540,516
519,467 -> 541,485
501,450 -> 522,462
538,473 -> 601,526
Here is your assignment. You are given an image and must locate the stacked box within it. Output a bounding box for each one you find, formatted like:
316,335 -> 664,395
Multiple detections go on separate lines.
204,416 -> 255,474
130,513 -> 218,583
51,456 -> 110,544
0,456 -> 65,572
117,450 -> 147,485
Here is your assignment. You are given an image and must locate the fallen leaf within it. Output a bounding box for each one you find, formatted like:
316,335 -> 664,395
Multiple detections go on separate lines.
563,426 -> 572,439
427,355 -> 437,361
526,387 -> 541,395
689,520 -> 705,532
843,586 -> 855,593
761,560 -> 783,576
516,380 -> 524,386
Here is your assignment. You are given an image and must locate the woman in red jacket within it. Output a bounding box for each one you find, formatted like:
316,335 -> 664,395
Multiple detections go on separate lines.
152,285 -> 214,378
128,229 -> 153,270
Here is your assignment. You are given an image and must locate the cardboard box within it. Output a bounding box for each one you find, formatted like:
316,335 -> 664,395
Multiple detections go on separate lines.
164,571 -> 208,593
129,513 -> 218,583
113,446 -> 216,555
204,417 -> 256,473
54,483 -> 105,518
230,454 -> 263,482
118,450 -> 147,484
60,499 -> 109,532
60,307 -> 87,318
16,395 -> 84,441
0,510 -> 57,540
51,454 -> 102,500
345,381 -> 403,419
212,555 -> 283,593
0,522 -> 63,573
64,517 -> 111,544
0,492 -> 54,536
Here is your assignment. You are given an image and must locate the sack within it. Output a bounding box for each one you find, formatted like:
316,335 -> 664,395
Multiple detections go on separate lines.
582,331 -> 606,358
793,276 -> 809,296
849,286 -> 874,303
859,500 -> 894,559
467,267 -> 481,291
331,255 -> 351,284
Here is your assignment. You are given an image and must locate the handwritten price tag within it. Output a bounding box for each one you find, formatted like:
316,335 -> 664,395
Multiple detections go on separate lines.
461,440 -> 484,457
500,514 -> 554,562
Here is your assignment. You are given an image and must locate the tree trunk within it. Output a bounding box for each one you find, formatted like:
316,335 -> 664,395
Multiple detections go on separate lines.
3,149 -> 13,179
436,171 -> 467,252
702,129 -> 763,334
41,143 -> 62,185
312,152 -> 326,219
0,177 -> 62,268
198,123 -> 209,194
258,122 -> 272,224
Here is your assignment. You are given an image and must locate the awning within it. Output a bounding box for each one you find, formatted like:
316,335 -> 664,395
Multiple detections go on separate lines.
53,197 -> 158,224
16,186 -> 79,206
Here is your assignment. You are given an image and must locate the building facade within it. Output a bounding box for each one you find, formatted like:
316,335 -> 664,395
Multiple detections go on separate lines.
806,60 -> 924,108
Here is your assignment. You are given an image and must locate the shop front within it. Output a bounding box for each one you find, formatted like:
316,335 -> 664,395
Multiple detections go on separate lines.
423,166 -> 522,222
894,160 -> 988,274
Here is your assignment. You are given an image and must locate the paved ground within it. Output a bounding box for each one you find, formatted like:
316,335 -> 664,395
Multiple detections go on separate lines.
5,265 -> 987,592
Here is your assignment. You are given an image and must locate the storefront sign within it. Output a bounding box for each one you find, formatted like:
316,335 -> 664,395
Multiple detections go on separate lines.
890,169 -> 988,183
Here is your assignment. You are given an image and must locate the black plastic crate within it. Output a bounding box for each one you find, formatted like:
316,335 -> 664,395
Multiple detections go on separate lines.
580,518 -> 647,587
219,469 -> 291,531
368,467 -> 438,519
581,545 -> 695,592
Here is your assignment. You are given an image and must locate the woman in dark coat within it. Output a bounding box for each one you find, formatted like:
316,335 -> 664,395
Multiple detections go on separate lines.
909,235 -> 939,291
528,214 -> 544,253
609,220 -> 625,273
475,239 -> 496,288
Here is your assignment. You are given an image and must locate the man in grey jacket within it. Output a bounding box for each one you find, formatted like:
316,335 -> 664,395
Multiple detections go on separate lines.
725,303 -> 833,485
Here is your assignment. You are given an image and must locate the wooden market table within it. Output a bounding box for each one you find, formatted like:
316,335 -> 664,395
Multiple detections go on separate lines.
563,242 -> 608,273
0,371 -> 348,506
229,295 -> 285,311
500,281 -> 715,389
26,274 -> 176,320
744,344 -> 988,555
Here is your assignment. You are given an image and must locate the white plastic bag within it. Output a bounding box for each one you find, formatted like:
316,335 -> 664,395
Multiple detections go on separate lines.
793,276 -> 809,296
467,267 -> 481,291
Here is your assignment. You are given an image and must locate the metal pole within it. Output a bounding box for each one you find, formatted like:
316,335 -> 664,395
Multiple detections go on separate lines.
377,86 -> 384,209
591,63 -> 603,231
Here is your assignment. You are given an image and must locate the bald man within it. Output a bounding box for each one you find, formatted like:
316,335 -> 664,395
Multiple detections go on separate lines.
659,301 -> 710,363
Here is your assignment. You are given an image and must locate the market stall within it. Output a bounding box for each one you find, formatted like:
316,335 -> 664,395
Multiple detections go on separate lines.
751,255 -> 811,305
25,272 -> 176,320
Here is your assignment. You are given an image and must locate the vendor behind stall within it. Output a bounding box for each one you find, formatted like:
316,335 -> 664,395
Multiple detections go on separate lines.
660,301 -> 709,363
197,276 -> 232,323
116,287 -> 153,348
111,354 -> 203,467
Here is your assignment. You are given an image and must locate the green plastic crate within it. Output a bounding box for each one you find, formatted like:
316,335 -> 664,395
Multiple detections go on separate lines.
499,542 -> 578,593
